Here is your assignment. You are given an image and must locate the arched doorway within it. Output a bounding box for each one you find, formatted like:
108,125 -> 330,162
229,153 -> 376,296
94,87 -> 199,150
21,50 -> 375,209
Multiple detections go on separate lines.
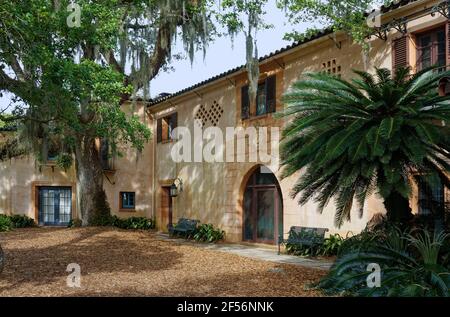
242,166 -> 283,244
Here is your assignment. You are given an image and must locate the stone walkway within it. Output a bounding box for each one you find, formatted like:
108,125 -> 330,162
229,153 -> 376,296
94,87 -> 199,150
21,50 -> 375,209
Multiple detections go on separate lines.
156,234 -> 334,270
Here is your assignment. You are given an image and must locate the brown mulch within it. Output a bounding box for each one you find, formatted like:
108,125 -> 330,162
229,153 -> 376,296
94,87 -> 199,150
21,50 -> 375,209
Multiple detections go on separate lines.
0,227 -> 326,297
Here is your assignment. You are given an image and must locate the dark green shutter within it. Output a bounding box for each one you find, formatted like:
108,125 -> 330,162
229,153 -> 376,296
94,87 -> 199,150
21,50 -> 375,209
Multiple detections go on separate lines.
265,75 -> 276,113
241,85 -> 250,119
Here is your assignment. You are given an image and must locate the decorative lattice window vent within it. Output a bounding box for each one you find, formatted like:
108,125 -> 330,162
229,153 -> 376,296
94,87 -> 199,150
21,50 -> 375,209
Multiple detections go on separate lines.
322,59 -> 341,77
194,100 -> 224,127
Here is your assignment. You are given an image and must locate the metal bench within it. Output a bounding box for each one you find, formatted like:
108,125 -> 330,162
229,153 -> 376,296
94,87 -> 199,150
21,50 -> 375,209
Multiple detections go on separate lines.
0,244 -> 4,274
278,226 -> 329,255
168,218 -> 200,238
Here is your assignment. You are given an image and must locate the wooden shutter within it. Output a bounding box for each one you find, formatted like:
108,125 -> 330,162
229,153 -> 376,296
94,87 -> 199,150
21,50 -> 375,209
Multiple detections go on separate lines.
157,118 -> 162,143
169,112 -> 177,140
392,36 -> 409,72
241,85 -> 250,119
265,75 -> 276,113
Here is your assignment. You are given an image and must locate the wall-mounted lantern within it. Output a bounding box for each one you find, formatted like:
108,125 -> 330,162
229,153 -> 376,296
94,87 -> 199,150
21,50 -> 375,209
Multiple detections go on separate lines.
169,178 -> 183,197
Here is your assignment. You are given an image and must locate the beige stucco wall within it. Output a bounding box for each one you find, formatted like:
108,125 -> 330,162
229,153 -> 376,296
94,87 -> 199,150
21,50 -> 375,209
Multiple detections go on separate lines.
1,0 -> 447,240
151,36 -> 389,241
0,155 -> 77,219
104,101 -> 154,219
150,0 -> 448,242
0,101 -> 154,222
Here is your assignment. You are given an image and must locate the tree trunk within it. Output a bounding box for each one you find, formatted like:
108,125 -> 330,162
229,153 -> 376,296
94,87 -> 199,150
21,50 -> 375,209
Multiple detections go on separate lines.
383,191 -> 413,227
75,136 -> 110,226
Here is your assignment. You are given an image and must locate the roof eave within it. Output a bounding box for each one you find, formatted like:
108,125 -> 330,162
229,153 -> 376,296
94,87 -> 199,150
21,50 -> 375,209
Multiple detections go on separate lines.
147,28 -> 335,108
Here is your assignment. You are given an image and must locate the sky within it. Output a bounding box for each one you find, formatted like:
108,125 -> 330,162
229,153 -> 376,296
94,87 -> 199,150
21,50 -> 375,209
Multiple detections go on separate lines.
149,1 -> 315,97
0,1 -> 317,109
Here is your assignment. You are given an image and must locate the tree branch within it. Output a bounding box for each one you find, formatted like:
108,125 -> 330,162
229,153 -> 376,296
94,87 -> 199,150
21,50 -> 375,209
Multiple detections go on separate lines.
128,19 -> 172,85
8,55 -> 26,82
0,67 -> 40,104
106,50 -> 124,74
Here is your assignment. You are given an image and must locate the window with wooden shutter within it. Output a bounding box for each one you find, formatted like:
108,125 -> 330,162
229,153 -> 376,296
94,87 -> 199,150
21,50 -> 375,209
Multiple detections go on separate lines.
157,118 -> 162,143
242,75 -> 277,119
392,36 -> 409,72
168,112 -> 177,140
241,85 -> 250,119
162,118 -> 169,141
157,113 -> 178,143
265,75 -> 276,114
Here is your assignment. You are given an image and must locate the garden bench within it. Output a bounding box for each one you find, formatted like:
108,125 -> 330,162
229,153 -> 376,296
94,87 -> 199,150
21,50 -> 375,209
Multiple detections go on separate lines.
278,226 -> 329,255
168,218 -> 200,238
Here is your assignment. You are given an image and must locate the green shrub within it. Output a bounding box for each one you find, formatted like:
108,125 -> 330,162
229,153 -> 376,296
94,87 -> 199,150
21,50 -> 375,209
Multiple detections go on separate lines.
0,215 -> 12,232
113,216 -> 155,230
68,218 -> 82,228
0,214 -> 35,231
319,234 -> 344,256
9,215 -> 35,228
316,227 -> 450,297
193,224 -> 225,243
337,229 -> 381,257
286,231 -> 336,257
286,241 -> 315,256
84,214 -> 155,230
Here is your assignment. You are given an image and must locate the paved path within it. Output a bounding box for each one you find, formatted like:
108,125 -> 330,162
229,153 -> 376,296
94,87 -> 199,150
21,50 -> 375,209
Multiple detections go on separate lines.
156,233 -> 334,270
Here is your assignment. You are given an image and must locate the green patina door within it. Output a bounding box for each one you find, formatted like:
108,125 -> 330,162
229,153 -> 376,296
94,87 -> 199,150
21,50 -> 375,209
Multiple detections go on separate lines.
243,167 -> 283,244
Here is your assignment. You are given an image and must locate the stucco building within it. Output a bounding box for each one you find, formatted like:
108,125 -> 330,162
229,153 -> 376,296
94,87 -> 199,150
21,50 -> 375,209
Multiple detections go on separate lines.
1,0 -> 449,243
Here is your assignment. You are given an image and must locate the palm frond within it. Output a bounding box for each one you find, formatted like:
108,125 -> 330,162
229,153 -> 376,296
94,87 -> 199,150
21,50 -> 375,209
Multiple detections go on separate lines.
280,67 -> 450,228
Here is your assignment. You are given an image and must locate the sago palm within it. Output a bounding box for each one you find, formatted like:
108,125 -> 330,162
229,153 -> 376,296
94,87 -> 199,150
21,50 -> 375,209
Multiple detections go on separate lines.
316,228 -> 450,297
280,67 -> 450,227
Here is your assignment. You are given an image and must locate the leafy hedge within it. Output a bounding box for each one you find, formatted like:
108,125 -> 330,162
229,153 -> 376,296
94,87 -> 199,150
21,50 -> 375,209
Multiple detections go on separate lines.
9,215 -> 36,228
69,215 -> 155,230
112,216 -> 155,230
0,214 -> 35,232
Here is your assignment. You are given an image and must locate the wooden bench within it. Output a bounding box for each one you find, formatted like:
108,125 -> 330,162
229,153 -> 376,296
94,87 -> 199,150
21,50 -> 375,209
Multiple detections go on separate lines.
278,226 -> 329,255
168,218 -> 200,238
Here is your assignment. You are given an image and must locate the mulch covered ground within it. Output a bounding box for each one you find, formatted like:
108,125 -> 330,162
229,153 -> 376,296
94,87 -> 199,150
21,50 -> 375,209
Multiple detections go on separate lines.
0,227 -> 326,296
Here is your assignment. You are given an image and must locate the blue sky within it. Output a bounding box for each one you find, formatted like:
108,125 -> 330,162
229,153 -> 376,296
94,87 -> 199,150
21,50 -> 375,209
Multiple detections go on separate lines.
149,2 -> 315,97
0,1 -> 317,109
